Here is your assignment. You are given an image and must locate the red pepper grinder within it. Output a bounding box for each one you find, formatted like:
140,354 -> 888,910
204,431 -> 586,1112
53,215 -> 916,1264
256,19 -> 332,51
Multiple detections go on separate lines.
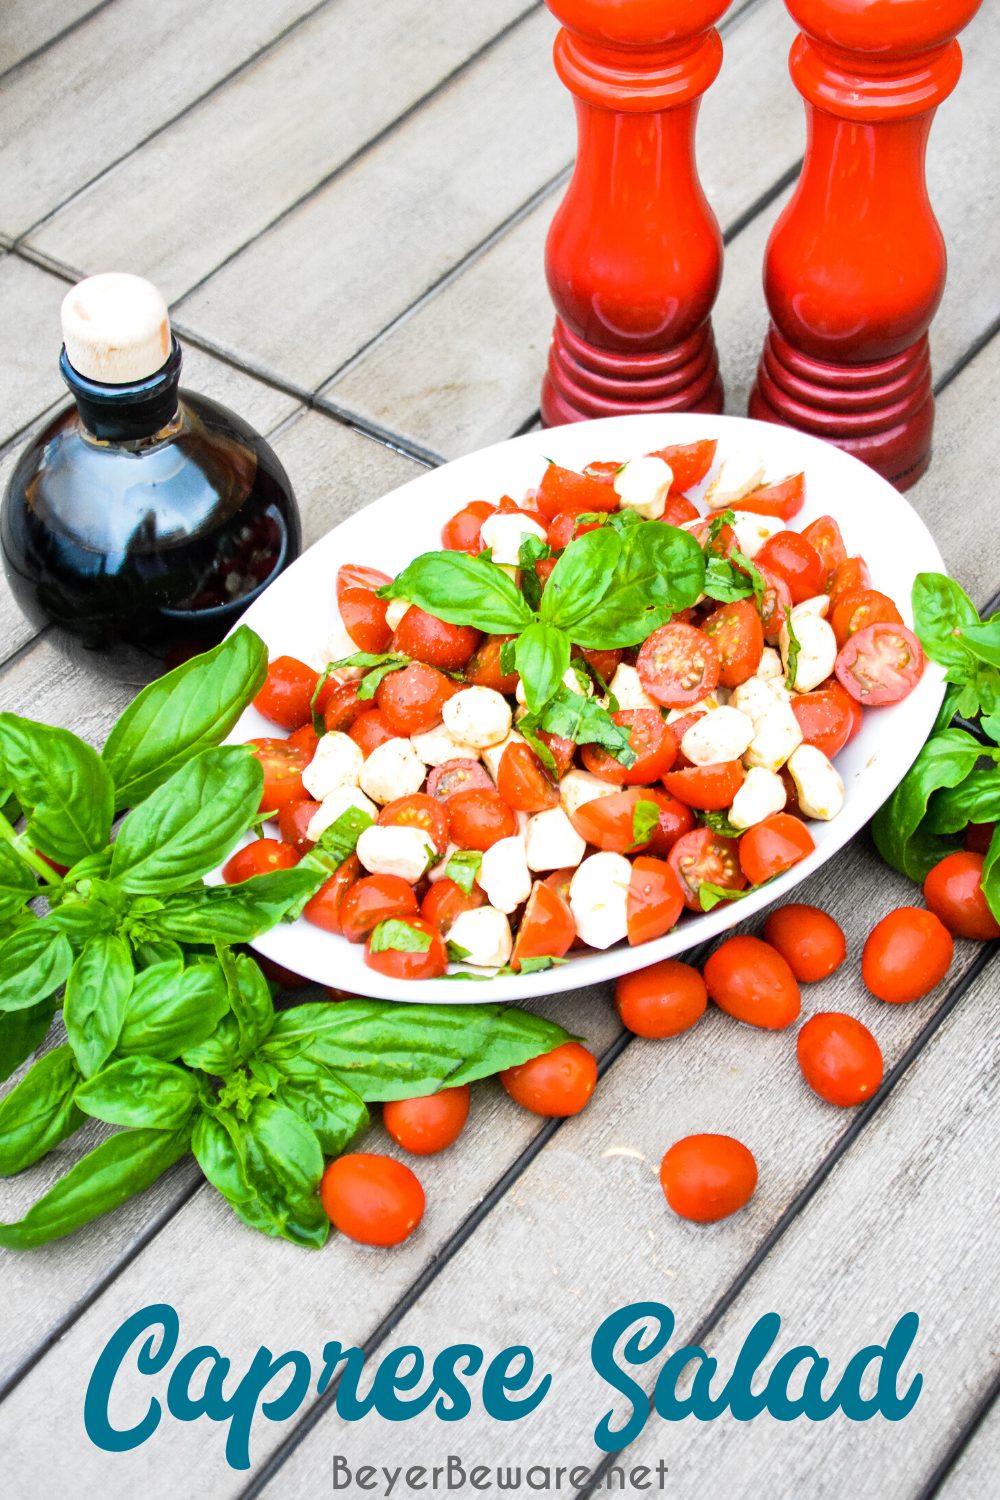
749,0 -> 983,489
540,0 -> 729,426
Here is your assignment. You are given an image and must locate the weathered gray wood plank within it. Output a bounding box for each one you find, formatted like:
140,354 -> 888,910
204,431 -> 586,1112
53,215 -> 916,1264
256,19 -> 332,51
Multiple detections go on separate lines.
0,0 -> 320,237
0,0 -> 107,76
174,7 -> 570,391
935,1395 -> 1000,1499
27,0 -> 533,303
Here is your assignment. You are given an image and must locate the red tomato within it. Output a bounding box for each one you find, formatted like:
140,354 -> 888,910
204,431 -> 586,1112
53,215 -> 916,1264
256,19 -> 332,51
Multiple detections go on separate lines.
756,530 -> 825,604
965,821 -> 996,854
365,915 -> 448,981
340,587 -> 392,654
320,1153 -> 424,1246
582,460 -> 620,484
739,813 -> 815,885
702,598 -> 764,688
662,759 -> 744,811
615,958 -> 707,1037
425,758 -> 493,802
500,1042 -> 597,1117
339,874 -> 419,944
763,903 -> 846,982
626,856 -> 684,945
577,645 -> 624,685
662,494 -> 700,526
421,877 -> 485,931
648,439 -> 717,493
687,518 -> 738,556
830,588 -> 904,648
441,501 -> 495,554
735,472 -> 805,520
801,515 -> 847,586
791,685 -> 855,759
535,462 -> 619,519
667,827 -> 745,910
828,555 -> 873,606
862,906 -> 953,1002
923,852 -> 1000,940
663,710 -> 704,762
383,1086 -> 471,1156
447,788 -> 519,851
349,709 -> 396,757
547,512 -> 603,550
645,792 -> 696,857
537,730 -> 576,779
379,793 -> 449,856
569,787 -> 656,853
757,564 -> 793,645
464,635 -> 519,695
287,722 -> 320,757
511,881 -> 576,969
302,854 -> 361,934
704,934 -> 801,1029
394,606 -> 479,670
256,955 -> 310,990
322,681 -> 366,733
376,662 -> 456,734
581,710 -> 677,786
637,622 -> 721,708
277,797 -> 320,853
247,737 -> 311,815
336,563 -> 391,604
253,656 -> 319,731
797,1013 -> 884,1107
660,1134 -> 758,1223
222,837 -> 299,883
835,622 -> 924,706
497,741 -> 560,812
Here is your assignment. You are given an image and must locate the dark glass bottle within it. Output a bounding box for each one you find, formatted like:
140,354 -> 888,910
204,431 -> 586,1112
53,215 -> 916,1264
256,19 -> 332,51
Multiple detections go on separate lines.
1,275 -> 300,681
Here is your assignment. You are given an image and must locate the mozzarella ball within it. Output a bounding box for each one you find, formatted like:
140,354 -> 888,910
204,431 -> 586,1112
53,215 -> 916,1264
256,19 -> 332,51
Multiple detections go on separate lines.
300,730 -> 363,801
613,456 -> 673,520
569,852 -> 631,949
410,722 -> 480,767
384,598 -> 411,632
744,698 -> 804,773
665,688 -> 730,724
516,663 -> 592,707
359,737 -> 426,805
729,511 -> 785,559
781,614 -> 838,693
792,594 -> 830,620
704,452 -> 766,510
356,824 -> 436,881
680,706 -> 755,767
445,905 -> 513,969
787,745 -> 845,821
756,647 -> 784,682
729,767 -> 787,830
443,686 -> 512,749
606,662 -> 658,713
731,677 -> 784,733
306,785 -> 378,843
482,729 -> 524,782
476,836 -> 532,914
525,807 -> 587,872
559,768 -> 618,820
479,512 -> 548,566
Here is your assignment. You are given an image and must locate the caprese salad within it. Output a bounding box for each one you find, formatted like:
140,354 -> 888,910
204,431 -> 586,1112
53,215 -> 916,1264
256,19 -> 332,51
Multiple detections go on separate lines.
227,438 -> 926,982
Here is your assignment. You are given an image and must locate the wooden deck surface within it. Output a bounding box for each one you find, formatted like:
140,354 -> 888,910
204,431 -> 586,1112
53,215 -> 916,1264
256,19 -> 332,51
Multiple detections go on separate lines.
0,2 -> 998,1495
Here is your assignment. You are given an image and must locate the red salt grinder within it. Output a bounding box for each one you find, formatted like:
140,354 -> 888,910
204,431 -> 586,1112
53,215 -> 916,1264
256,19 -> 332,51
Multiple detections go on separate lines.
540,0 -> 729,426
749,0 -> 983,490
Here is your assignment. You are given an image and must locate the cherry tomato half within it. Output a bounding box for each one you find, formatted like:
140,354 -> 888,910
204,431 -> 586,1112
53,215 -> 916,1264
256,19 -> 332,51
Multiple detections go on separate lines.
383,1086 -> 471,1156
835,622 -> 924,706
441,501 -> 495,554
497,741 -> 560,812
379,793 -> 450,856
762,903 -> 846,982
828,555 -> 872,606
302,854 -> 362,934
644,792 -> 696,857
615,958 -> 707,1038
365,915 -> 448,981
861,906 -> 953,1003
738,813 -> 814,885
320,1153 -> 424,1246
339,874 -> 419,944
253,656 -> 319,731
447,788 -> 519,851
394,606 -> 479,670
734,472 -> 805,520
801,515 -> 847,586
703,934 -> 801,1029
277,797 -> 320,853
830,588 -> 904,649
511,880 -> 576,969
797,1013 -> 884,1107
569,787 -> 661,853
582,710 -> 677,786
662,759 -> 744,812
421,876 -> 485,931
464,635 -> 519,696
667,827 -> 745,911
648,438 -> 717,493
637,622 -> 720,709
660,1134 -> 758,1223
791,685 -> 855,759
248,737 -> 311,815
425,758 -> 493,803
626,856 -> 685,945
349,709 -> 397,757
340,586 -> 392,654
336,564 -> 391,604
500,1042 -> 598,1117
756,530 -> 825,604
222,838 -> 299,884
923,852 -> 1000,940
376,662 -> 456,735
535,462 -> 619,519
702,598 -> 764,689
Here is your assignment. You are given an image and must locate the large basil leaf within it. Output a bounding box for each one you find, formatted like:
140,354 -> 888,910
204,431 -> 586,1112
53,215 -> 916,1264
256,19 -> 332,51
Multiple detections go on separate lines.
274,1055 -> 369,1155
181,1015 -> 243,1076
102,626 -> 267,809
0,1044 -> 84,1175
925,768 -> 1000,834
76,1056 -> 201,1130
872,727 -> 983,881
0,924 -> 74,1013
981,824 -> 1000,923
262,999 -> 572,1101
143,865 -> 327,945
117,961 -> 230,1061
42,896 -> 120,949
383,551 -> 534,634
63,935 -> 135,1078
539,526 -> 621,632
110,747 -> 262,894
0,843 -> 37,921
0,716 -> 114,866
192,1103 -> 328,1249
219,949 -> 274,1056
514,623 -> 571,714
911,573 -> 981,678
572,521 -> 705,649
536,686 -> 635,765
0,1125 -> 192,1249
0,996 -> 57,1084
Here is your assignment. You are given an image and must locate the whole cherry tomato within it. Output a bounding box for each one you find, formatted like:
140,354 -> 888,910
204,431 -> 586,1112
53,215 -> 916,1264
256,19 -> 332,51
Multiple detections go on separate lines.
497,741 -> 560,812
835,623 -> 924,707
862,907 -> 953,1003
763,903 -> 846,982
383,1086 -> 471,1156
394,606 -> 479,670
659,1134 -> 758,1222
376,662 -> 455,735
923,852 -> 1000,940
791,685 -> 855,759
582,710 -> 677,786
277,797 -> 320,853
365,915 -> 448,981
547,512 -> 603,550
222,838 -> 299,884
338,875 -> 419,944
349,709 -> 397,757
756,530 -> 825,604
421,877 -> 485,932
441,500 -> 495,553
323,681 -> 368,734
500,1042 -> 598,1117
464,635 -> 519,695
738,813 -> 814,885
447,788 -> 519,851
703,934 -> 801,1029
637,622 -> 720,708
668,827 -> 745,910
702,599 -> 764,688
253,656 -> 319,730
511,881 -> 576,969
336,564 -> 391,603
320,1153 -> 425,1246
626,857 -> 685,945
248,737 -> 311,815
801,515 -> 847,586
615,958 -> 707,1038
797,1012 -> 884,1107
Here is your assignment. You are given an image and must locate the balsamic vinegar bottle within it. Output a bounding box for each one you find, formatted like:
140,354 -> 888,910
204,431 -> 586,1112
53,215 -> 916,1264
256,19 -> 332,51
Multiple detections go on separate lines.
1,273 -> 301,680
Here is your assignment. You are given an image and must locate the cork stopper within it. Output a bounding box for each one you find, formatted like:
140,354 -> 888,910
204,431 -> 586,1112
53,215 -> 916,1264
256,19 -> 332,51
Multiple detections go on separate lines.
61,273 -> 171,385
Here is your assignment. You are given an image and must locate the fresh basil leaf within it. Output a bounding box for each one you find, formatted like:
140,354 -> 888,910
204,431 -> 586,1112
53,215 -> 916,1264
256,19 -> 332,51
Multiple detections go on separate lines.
63,934 -> 134,1078
0,716 -> 114,867
538,687 -> 636,767
630,799 -> 662,849
359,660 -> 410,701
701,810 -> 745,839
925,769 -> 1000,834
0,1044 -> 83,1176
0,924 -> 74,1013
698,882 -> 750,912
143,865 -> 327,945
369,918 -> 432,954
0,1125 -> 192,1250
217,948 -> 275,1057
981,823 -> 1000,924
0,995 -> 56,1084
303,806 -> 375,876
499,638 -> 518,676
273,1056 -> 369,1156
871,727 -> 983,881
75,1056 -> 200,1131
514,622 -> 571,714
518,535 -> 551,612
181,1015 -> 243,1076
261,1000 -> 573,1101
702,554 -> 755,603
911,573 -> 980,679
960,617 -> 1000,669
110,746 -> 262,894
539,526 -> 621,632
42,896 -> 120,949
384,551 -> 534,634
192,1102 -> 328,1249
784,607 -> 801,687
515,955 -> 568,975
102,626 -> 267,809
133,938 -> 185,968
117,960 -> 230,1061
446,940 -> 472,962
0,843 -> 38,921
517,718 -> 558,778
570,522 -> 706,650
444,849 -> 482,895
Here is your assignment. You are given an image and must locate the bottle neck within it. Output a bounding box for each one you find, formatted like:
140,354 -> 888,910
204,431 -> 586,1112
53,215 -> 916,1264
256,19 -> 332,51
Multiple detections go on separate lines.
61,336 -> 183,442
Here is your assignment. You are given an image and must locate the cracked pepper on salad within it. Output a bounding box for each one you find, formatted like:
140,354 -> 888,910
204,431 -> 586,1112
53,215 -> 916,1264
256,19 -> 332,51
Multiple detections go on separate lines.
228,439 -> 926,981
